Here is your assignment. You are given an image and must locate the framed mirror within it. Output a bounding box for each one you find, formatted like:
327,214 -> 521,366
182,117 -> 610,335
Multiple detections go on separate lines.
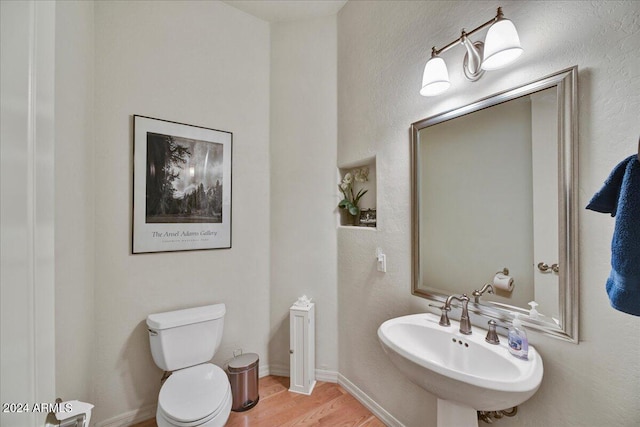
411,67 -> 578,342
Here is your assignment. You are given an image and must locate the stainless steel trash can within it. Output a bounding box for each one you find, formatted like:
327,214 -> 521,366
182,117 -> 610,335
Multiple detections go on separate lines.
225,353 -> 259,412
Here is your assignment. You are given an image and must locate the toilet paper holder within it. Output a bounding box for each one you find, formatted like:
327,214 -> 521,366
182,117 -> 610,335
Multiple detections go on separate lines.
44,398 -> 93,427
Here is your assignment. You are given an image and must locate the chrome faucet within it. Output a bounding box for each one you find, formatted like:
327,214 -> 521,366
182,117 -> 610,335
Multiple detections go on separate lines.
437,294 -> 472,335
472,283 -> 494,304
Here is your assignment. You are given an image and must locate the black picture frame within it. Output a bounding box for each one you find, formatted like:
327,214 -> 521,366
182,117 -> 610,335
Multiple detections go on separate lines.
132,115 -> 232,253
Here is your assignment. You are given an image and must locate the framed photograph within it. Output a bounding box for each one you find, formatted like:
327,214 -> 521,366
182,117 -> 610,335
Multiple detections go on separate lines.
360,208 -> 377,227
132,115 -> 232,253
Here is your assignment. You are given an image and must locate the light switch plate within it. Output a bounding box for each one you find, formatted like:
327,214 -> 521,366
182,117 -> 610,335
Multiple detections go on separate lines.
376,248 -> 386,273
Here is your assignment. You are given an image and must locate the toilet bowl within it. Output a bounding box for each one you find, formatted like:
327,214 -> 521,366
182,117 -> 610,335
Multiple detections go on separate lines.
156,364 -> 232,427
147,304 -> 232,427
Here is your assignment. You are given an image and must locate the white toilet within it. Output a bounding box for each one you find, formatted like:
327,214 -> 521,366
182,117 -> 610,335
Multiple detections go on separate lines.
147,304 -> 232,427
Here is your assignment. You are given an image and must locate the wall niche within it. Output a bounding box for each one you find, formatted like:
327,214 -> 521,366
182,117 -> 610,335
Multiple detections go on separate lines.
337,156 -> 377,228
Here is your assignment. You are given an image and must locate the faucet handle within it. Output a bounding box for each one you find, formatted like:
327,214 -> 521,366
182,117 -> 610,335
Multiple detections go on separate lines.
429,303 -> 451,327
485,320 -> 500,345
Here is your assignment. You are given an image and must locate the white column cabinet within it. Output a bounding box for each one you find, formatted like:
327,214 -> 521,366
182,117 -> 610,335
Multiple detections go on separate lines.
289,302 -> 315,395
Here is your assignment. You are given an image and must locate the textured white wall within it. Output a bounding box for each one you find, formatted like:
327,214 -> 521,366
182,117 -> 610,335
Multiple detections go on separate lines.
270,16 -> 338,375
93,1 -> 270,424
54,0 -> 95,405
338,1 -> 640,426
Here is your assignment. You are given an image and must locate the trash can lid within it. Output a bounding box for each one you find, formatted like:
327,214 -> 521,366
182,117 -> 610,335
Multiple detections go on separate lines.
228,353 -> 259,372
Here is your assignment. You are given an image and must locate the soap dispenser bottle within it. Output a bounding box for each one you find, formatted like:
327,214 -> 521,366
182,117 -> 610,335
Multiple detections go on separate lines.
508,314 -> 529,360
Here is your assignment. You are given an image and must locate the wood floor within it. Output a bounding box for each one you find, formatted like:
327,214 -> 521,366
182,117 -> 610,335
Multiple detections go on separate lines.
131,376 -> 385,427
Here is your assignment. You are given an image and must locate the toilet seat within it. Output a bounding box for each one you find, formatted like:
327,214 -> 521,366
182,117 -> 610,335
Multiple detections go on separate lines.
158,363 -> 231,427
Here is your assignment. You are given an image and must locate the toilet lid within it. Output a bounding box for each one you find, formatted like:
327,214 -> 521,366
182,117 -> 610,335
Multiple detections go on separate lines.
159,363 -> 230,423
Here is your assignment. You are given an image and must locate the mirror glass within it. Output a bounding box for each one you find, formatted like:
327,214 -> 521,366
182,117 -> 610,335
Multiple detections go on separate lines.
411,67 -> 579,342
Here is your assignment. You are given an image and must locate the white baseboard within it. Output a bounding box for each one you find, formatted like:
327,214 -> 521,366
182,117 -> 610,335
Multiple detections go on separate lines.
265,363 -> 289,377
258,364 -> 271,378
315,368 -> 338,383
262,364 -> 338,384
94,402 -> 156,427
338,373 -> 405,427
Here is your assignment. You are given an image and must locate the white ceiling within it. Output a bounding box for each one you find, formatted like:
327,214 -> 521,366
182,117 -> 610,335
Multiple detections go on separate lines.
223,0 -> 348,23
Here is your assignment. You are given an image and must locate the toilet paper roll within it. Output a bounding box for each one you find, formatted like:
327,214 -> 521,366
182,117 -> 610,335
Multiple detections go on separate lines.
493,273 -> 514,292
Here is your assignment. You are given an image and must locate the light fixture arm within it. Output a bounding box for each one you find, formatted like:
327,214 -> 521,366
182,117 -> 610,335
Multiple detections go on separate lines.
431,7 -> 503,57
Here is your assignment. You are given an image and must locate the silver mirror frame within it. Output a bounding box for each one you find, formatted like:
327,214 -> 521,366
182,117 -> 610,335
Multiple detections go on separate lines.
411,66 -> 579,343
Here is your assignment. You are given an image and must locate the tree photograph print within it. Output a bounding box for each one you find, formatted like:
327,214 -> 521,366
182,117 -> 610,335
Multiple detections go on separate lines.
145,132 -> 224,224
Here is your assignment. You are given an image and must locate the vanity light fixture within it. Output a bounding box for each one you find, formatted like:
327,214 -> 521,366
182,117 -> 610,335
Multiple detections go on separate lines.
420,7 -> 523,97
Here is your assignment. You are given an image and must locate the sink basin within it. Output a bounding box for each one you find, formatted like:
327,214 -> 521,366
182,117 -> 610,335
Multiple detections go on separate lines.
378,313 -> 543,417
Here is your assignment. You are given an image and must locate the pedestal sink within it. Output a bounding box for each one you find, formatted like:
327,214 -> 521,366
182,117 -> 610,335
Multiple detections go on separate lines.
378,313 -> 543,427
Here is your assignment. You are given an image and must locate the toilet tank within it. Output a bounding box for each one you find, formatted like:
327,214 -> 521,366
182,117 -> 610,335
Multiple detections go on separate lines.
147,304 -> 225,372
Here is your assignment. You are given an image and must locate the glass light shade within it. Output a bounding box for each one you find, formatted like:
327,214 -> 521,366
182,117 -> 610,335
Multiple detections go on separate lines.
481,18 -> 523,70
420,57 -> 450,96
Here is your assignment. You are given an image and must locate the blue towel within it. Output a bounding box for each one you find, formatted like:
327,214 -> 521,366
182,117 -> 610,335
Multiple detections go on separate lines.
586,155 -> 640,316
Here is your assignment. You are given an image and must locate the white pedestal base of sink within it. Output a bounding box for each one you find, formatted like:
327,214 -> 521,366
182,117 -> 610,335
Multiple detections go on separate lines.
437,399 -> 477,427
